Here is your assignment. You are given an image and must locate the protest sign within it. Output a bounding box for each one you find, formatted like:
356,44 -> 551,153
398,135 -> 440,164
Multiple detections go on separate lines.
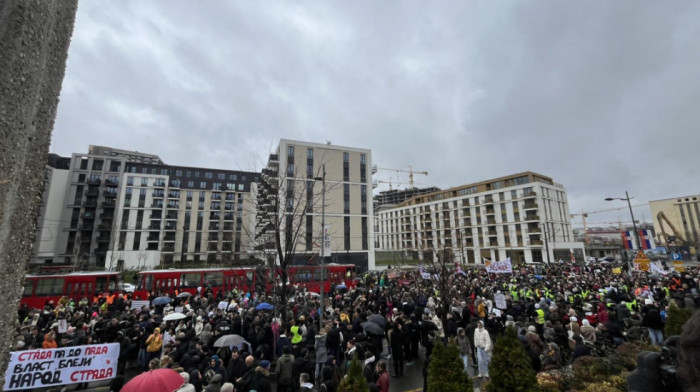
130,300 -> 150,310
218,301 -> 229,310
57,320 -> 67,334
4,343 -> 119,391
494,293 -> 507,309
174,306 -> 184,313
485,258 -> 513,274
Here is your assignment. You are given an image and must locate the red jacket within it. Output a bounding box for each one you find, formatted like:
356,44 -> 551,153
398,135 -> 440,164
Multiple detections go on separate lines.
376,371 -> 390,392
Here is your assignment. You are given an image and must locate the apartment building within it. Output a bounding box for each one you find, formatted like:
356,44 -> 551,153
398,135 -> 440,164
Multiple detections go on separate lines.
32,145 -> 258,270
375,172 -> 584,265
257,140 -> 375,271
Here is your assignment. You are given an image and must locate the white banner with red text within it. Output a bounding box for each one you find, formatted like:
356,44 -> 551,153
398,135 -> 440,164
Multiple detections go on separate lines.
484,257 -> 513,274
4,343 -> 119,391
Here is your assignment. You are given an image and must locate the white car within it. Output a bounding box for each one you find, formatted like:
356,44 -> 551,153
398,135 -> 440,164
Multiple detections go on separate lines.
118,283 -> 135,292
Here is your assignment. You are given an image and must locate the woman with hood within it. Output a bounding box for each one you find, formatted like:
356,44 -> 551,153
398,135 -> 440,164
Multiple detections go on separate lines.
204,355 -> 226,384
250,360 -> 272,392
314,325 -> 329,380
146,327 -> 163,361
176,371 -> 196,392
199,323 -> 213,346
455,327 -> 471,372
195,317 -> 204,337
189,369 -> 204,392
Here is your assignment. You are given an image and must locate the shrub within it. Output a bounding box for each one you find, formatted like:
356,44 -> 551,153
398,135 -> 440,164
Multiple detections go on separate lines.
337,357 -> 369,392
664,301 -> 692,337
485,327 -> 537,392
427,340 -> 473,392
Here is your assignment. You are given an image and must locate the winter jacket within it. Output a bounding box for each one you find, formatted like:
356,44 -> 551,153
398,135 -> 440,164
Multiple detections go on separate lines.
456,329 -> 471,356
250,367 -> 271,392
275,353 -> 295,386
473,327 -> 491,351
315,334 -> 328,364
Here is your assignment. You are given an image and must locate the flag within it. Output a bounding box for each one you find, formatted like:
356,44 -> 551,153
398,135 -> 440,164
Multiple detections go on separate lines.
483,258 -> 492,268
455,262 -> 467,277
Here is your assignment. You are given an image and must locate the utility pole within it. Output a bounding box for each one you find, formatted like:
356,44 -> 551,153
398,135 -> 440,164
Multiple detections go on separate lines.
316,164 -> 326,331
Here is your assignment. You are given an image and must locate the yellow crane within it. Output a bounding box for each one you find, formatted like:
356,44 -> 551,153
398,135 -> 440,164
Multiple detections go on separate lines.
377,165 -> 428,189
376,179 -> 414,191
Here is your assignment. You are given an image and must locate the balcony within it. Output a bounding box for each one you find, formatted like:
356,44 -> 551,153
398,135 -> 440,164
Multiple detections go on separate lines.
153,180 -> 166,188
85,188 -> 99,197
163,233 -> 176,241
523,202 -> 538,210
86,178 -> 101,186
525,213 -> 540,221
98,223 -> 112,231
147,234 -> 159,242
165,212 -> 178,220
103,190 -> 117,198
152,190 -> 165,198
148,223 -> 161,230
104,178 -> 118,186
97,235 -> 110,243
168,191 -> 180,199
371,164 -> 377,174
84,200 -> 97,208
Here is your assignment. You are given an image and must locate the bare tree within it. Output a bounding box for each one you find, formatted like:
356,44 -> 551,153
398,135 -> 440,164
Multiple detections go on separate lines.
249,157 -> 336,319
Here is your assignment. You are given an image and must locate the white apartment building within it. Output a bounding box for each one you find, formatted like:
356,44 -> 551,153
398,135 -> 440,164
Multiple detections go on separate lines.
257,140 -> 375,271
375,172 -> 584,265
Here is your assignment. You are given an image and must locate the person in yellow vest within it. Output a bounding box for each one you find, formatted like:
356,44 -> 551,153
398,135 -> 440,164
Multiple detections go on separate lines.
290,320 -> 303,345
534,303 -> 546,336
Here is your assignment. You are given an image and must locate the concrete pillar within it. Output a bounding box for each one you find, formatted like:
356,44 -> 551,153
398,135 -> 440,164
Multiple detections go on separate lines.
0,0 -> 78,379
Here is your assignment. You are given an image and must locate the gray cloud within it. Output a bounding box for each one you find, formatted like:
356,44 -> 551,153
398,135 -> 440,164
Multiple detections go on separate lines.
52,1 -> 700,225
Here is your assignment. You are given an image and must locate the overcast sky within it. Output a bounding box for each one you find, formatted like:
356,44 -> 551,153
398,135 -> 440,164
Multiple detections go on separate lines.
52,1 -> 700,227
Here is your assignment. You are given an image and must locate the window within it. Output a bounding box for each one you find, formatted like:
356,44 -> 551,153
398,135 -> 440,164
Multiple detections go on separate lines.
238,184 -> 244,191
344,217 -> 351,250
92,160 -> 103,171
175,170 -> 183,177
217,173 -> 226,180
161,168 -> 168,175
360,153 -> 366,164
205,172 -> 213,179
127,176 -> 134,186
287,145 -> 295,157
187,181 -> 194,188
141,177 -> 148,186
307,148 -> 313,158
287,163 -> 295,177
186,171 -> 191,177
203,272 -> 223,287
35,278 -> 64,296
307,163 -> 313,177
180,273 -> 201,288
213,183 -> 222,190
200,182 -> 206,189
229,174 -> 237,181
514,176 -> 529,185
343,152 -> 349,162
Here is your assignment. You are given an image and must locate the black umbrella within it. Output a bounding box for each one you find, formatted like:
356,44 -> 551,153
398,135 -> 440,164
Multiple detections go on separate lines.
361,321 -> 384,336
368,314 -> 386,328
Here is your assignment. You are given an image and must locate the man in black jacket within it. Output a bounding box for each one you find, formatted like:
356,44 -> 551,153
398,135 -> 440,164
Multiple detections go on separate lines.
226,348 -> 247,384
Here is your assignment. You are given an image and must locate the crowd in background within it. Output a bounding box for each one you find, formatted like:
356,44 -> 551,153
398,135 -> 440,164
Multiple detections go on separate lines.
13,260 -> 700,392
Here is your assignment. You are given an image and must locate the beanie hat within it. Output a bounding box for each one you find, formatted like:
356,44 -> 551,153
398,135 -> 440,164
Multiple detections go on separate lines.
259,360 -> 270,369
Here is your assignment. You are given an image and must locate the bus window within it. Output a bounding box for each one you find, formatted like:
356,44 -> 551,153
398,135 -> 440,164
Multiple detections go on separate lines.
36,278 -> 65,296
136,275 -> 144,290
144,275 -> 152,291
203,272 -> 223,287
108,278 -> 117,292
245,271 -> 253,285
22,281 -> 34,297
313,268 -> 327,281
96,277 -> 107,293
181,273 -> 200,288
297,269 -> 311,282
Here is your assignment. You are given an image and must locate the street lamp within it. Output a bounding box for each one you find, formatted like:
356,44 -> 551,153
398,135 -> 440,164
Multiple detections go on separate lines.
314,164 -> 326,331
605,191 -> 641,275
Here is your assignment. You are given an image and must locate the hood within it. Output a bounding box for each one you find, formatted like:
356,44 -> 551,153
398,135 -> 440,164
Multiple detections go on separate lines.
209,374 -> 222,384
255,367 -> 270,376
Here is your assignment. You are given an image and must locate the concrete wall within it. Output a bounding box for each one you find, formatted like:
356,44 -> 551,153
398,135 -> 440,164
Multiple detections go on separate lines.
33,165 -> 70,263
0,0 -> 78,378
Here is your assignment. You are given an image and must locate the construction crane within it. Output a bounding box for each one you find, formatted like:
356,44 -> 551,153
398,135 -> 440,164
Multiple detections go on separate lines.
657,211 -> 687,245
570,204 -> 647,245
376,165 -> 428,189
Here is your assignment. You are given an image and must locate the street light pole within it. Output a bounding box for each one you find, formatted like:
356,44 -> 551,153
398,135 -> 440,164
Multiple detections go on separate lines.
606,191 -> 642,275
316,164 -> 326,331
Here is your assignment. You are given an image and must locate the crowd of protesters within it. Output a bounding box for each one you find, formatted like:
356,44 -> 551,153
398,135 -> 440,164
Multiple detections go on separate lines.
12,260 -> 700,392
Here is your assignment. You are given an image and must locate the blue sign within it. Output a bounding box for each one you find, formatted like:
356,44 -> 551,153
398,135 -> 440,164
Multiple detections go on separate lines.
671,252 -> 682,261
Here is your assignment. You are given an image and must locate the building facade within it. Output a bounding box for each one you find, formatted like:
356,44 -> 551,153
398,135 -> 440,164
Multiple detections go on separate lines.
31,146 -> 259,270
257,140 -> 375,271
375,172 -> 584,265
31,154 -> 71,265
649,195 -> 699,260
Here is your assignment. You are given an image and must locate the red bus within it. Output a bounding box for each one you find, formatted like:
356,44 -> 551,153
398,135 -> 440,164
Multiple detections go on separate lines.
21,271 -> 121,309
134,264 -> 357,298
